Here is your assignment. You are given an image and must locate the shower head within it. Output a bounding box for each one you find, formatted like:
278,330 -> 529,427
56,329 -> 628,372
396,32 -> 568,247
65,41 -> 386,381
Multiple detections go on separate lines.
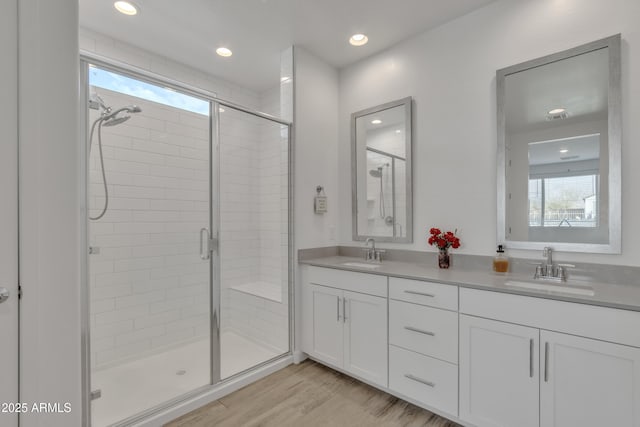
103,105 -> 142,119
369,168 -> 383,178
101,105 -> 142,127
102,115 -> 131,126
369,163 -> 389,178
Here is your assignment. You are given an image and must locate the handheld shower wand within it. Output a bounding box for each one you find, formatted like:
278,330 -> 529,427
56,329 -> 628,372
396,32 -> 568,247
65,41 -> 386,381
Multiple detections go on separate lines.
88,97 -> 142,220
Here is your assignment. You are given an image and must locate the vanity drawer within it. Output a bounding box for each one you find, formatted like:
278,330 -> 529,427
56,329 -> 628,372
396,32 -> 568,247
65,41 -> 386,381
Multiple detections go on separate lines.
389,345 -> 458,417
389,300 -> 458,363
308,266 -> 387,297
389,277 -> 458,311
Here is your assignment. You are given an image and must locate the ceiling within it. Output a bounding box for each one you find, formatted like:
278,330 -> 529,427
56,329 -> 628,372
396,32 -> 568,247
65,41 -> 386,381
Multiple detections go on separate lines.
528,134 -> 600,166
80,0 -> 495,92
505,47 -> 609,134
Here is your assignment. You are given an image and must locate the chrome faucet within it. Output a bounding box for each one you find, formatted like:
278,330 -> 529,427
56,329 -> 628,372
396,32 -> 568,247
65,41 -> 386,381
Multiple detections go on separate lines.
365,237 -> 376,251
543,246 -> 554,274
363,238 -> 385,263
534,246 -> 574,282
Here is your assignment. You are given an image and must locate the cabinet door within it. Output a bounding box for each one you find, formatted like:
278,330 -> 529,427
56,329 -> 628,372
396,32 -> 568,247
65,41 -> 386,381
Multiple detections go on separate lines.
307,284 -> 344,367
540,330 -> 640,427
343,290 -> 388,387
460,315 -> 539,427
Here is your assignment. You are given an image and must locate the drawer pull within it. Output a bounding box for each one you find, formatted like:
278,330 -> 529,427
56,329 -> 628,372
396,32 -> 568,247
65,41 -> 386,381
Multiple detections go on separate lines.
404,374 -> 435,388
404,326 -> 435,336
404,290 -> 435,298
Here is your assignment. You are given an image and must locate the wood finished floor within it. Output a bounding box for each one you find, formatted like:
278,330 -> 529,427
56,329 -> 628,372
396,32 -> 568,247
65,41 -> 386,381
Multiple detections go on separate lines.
165,360 -> 461,427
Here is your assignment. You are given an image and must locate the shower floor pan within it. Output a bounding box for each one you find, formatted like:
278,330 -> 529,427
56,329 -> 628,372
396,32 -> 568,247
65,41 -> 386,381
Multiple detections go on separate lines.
91,331 -> 281,427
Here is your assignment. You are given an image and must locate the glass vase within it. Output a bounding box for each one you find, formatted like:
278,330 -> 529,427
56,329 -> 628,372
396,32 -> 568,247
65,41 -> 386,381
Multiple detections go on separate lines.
438,248 -> 450,269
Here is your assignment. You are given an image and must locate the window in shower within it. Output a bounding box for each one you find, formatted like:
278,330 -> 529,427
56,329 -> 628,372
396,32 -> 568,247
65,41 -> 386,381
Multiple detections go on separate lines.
89,66 -> 209,115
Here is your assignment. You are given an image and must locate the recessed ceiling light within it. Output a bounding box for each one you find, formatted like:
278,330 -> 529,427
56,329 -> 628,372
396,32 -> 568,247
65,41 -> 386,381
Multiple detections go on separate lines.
559,149 -> 569,153
114,1 -> 138,15
350,34 -> 369,46
395,129 -> 402,134
281,76 -> 291,83
218,107 -> 225,113
548,108 -> 566,115
371,119 -> 382,125
216,47 -> 233,57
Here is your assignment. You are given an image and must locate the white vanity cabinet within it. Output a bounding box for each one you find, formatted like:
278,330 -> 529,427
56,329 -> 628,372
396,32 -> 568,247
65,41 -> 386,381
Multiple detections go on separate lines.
460,288 -> 640,427
301,263 -> 640,427
303,267 -> 388,388
459,315 -> 540,427
540,330 -> 640,427
388,277 -> 459,417
305,284 -> 344,367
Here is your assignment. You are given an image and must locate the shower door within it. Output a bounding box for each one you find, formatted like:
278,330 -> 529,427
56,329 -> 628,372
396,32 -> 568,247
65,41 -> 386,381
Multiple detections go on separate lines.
85,63 -> 216,427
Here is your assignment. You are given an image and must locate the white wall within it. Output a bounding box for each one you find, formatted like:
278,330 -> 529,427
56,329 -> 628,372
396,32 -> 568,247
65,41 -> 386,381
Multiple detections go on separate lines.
292,48 -> 340,359
294,48 -> 340,250
18,0 -> 82,426
0,1 -> 19,426
338,0 -> 640,266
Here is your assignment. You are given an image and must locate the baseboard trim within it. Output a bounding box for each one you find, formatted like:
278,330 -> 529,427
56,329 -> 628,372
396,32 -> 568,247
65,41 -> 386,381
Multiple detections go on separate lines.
292,350 -> 307,364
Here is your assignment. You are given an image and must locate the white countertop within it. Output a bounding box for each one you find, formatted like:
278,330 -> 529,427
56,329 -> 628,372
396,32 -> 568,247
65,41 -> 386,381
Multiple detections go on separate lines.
300,255 -> 640,312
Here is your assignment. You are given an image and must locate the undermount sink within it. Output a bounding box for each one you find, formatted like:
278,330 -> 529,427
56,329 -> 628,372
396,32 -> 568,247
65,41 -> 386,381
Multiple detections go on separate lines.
341,262 -> 381,269
504,280 -> 595,296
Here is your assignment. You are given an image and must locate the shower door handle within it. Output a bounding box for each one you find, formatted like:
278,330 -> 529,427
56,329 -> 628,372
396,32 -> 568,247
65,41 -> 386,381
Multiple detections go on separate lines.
200,228 -> 211,260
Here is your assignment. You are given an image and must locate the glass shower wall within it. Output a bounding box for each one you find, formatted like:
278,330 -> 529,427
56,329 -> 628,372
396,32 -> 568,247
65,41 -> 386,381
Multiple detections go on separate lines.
218,105 -> 290,379
393,158 -> 407,238
87,66 -> 212,426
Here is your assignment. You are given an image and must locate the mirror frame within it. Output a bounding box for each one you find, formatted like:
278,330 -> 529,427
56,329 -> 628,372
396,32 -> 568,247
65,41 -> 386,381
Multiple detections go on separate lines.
497,34 -> 621,253
351,96 -> 413,243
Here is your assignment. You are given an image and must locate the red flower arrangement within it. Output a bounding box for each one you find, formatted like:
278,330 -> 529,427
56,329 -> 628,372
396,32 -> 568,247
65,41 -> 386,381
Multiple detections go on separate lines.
428,228 -> 461,250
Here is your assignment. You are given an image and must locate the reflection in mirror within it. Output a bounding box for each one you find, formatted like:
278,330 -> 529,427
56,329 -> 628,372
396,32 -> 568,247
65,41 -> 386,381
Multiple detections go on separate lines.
528,134 -> 600,229
498,35 -> 621,252
352,97 -> 412,242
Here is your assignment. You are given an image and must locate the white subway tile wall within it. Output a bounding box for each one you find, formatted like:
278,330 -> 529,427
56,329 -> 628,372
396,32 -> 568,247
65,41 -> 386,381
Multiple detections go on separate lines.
89,88 -> 211,368
220,88 -> 289,362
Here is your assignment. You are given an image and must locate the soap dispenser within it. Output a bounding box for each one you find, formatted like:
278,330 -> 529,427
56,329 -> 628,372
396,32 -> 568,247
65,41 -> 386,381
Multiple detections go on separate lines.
493,245 -> 509,273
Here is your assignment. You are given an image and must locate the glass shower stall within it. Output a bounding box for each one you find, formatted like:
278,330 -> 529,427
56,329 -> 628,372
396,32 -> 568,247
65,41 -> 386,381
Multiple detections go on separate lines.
81,59 -> 292,426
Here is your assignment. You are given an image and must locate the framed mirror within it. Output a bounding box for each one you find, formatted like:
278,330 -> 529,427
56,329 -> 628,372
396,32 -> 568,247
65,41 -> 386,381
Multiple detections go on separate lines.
497,35 -> 621,253
352,97 -> 412,242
